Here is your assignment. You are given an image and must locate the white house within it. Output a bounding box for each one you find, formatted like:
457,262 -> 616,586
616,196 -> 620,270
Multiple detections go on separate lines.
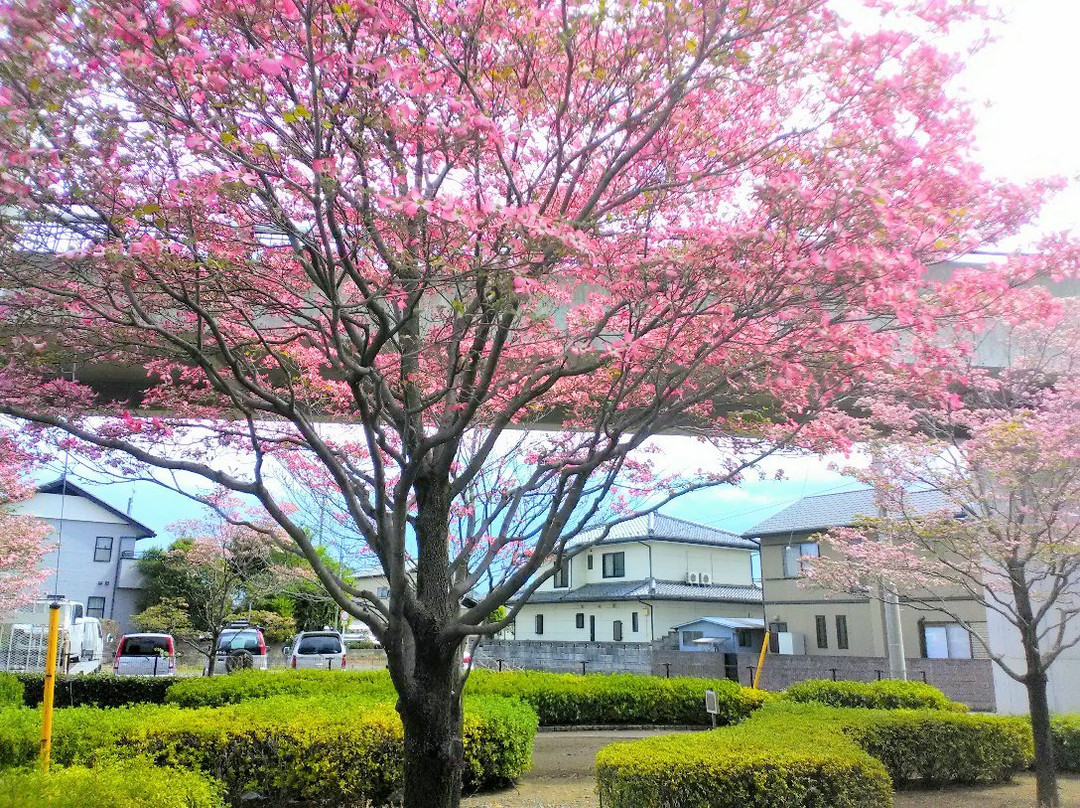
511,513 -> 763,643
12,478 -> 156,634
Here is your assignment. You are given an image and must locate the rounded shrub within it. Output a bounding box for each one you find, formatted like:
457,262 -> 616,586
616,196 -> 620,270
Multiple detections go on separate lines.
596,715 -> 892,808
0,693 -> 536,806
783,679 -> 966,711
0,761 -> 224,808
1051,715 -> 1080,773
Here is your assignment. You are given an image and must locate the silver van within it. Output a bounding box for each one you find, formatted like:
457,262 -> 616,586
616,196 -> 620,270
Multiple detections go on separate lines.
285,630 -> 346,670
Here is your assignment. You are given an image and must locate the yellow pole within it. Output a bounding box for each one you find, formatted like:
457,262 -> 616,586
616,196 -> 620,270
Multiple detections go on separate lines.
752,631 -> 770,690
39,602 -> 61,772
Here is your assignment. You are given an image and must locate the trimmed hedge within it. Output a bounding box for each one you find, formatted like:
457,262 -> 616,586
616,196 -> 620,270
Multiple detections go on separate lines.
466,670 -> 770,726
1052,715 -> 1080,773
0,693 -> 536,806
166,668 -> 769,727
782,679 -> 966,712
0,675 -> 22,709
164,669 -> 392,707
596,703 -> 1034,807
0,761 -> 224,808
597,707 -> 893,808
17,674 -> 174,709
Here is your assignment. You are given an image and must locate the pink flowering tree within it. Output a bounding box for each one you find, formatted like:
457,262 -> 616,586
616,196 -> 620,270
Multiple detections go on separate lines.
135,509 -> 310,673
809,318 -> 1080,808
0,0 -> 1068,803
0,433 -> 51,614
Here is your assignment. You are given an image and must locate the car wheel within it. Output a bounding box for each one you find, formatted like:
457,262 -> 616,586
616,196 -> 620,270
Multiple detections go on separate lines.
226,649 -> 254,673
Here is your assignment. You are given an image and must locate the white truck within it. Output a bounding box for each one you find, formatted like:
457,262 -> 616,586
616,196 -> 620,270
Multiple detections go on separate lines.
0,598 -> 105,674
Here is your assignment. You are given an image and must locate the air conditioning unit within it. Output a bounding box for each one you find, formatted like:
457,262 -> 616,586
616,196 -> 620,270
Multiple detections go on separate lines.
700,573 -> 713,586
686,571 -> 700,585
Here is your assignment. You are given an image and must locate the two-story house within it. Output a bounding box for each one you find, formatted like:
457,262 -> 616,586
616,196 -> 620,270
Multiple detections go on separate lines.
746,489 -> 988,661
511,513 -> 763,643
12,478 -> 156,634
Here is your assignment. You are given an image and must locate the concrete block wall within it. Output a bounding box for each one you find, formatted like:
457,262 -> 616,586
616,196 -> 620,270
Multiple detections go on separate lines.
474,639 -> 995,711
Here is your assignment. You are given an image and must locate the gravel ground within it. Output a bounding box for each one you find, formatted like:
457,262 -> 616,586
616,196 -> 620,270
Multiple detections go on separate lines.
462,728 -> 1080,808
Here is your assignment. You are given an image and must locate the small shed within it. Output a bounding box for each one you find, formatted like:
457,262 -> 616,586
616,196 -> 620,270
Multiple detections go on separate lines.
671,616 -> 766,652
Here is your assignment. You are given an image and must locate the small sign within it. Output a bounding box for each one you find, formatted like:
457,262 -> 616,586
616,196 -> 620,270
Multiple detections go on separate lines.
704,689 -> 718,714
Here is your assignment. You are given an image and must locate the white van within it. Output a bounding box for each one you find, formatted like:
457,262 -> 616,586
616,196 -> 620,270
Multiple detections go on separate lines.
285,630 -> 346,670
113,633 -> 176,676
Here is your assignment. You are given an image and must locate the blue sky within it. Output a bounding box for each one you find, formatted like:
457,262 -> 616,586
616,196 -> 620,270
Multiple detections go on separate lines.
35,439 -> 867,550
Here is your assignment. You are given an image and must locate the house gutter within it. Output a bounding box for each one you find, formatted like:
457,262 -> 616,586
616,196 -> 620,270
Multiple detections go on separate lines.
637,539 -> 655,640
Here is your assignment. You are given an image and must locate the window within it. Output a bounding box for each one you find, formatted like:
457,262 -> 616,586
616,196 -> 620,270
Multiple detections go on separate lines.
836,615 -> 849,650
737,629 -> 754,648
296,635 -> 343,655
553,560 -> 569,588
587,555 -> 594,570
575,613 -> 585,629
86,596 -> 105,619
681,630 -> 704,647
631,612 -> 639,633
923,623 -> 972,659
815,615 -> 828,649
601,551 -> 625,578
94,536 -> 114,563
782,541 -> 819,577
376,586 -> 390,599
613,620 -> 623,642
534,614 -> 544,635
750,551 -> 762,583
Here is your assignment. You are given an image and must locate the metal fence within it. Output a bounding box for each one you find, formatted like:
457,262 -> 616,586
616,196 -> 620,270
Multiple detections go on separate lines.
0,622 -> 65,673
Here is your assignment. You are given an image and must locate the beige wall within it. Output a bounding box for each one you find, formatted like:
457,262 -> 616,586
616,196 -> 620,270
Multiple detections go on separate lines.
758,532 -> 988,659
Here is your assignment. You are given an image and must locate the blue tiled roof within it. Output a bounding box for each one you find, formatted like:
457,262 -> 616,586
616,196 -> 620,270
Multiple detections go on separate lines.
744,489 -> 955,537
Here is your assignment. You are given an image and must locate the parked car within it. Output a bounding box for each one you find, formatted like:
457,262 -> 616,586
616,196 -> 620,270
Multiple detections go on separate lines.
284,630 -> 346,670
212,621 -> 268,674
113,633 -> 175,676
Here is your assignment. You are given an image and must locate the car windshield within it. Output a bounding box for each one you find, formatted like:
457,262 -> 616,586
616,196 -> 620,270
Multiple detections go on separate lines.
297,635 -> 342,655
120,636 -> 171,656
217,629 -> 261,653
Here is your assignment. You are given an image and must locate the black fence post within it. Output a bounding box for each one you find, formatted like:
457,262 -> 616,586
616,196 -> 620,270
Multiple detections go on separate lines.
921,671 -> 928,684
829,668 -> 837,681
875,669 -> 883,681
497,659 -> 504,672
663,662 -> 671,678
580,661 -> 587,675
747,666 -> 756,683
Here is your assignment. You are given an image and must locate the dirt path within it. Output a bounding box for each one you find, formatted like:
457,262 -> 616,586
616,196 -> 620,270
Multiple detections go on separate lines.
462,729 -> 1080,808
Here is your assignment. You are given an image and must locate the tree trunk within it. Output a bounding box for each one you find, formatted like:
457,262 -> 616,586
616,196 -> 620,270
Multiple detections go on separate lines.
1012,566 -> 1058,808
1025,666 -> 1058,808
398,651 -> 464,808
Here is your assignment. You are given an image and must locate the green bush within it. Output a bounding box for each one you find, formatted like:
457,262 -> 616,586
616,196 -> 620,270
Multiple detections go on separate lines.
164,669 -> 392,707
596,707 -> 892,808
1052,715 -> 1080,773
0,693 -> 536,806
836,707 -> 1032,787
466,670 -> 765,726
17,674 -> 173,709
166,668 -> 765,727
595,702 -> 1033,807
0,675 -> 22,709
783,679 -> 966,712
0,761 -> 224,808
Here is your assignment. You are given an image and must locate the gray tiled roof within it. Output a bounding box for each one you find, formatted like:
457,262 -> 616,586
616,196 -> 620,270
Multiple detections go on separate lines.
515,580 -> 763,605
567,513 -> 756,551
744,488 -> 956,538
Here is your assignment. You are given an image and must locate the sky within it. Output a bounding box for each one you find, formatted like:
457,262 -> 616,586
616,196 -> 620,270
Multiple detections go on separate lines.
35,0 -> 1080,549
